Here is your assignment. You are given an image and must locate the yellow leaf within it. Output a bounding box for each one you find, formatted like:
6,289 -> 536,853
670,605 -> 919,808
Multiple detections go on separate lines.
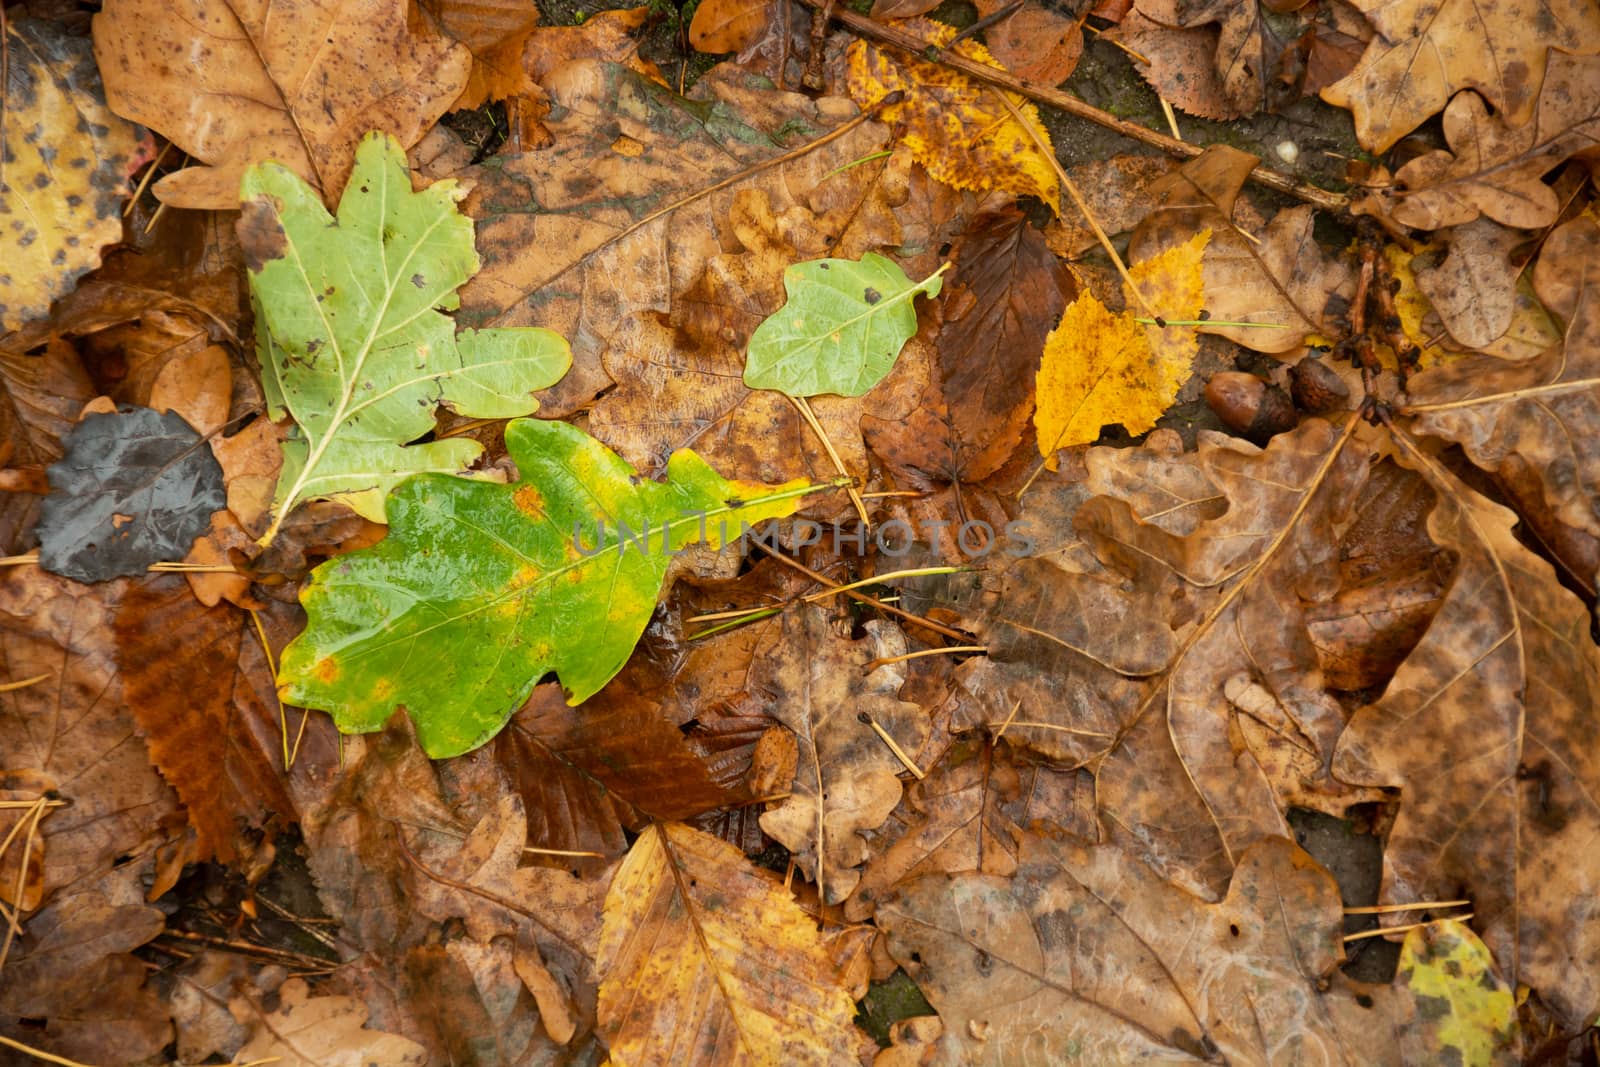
1035,231 -> 1207,464
1397,919 -> 1520,1065
2,19 -> 142,332
845,19 -> 1058,210
597,822 -> 866,1066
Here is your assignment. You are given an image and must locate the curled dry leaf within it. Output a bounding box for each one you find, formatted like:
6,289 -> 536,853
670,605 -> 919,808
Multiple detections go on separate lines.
1,18 -> 143,333
845,18 -> 1060,210
1320,0 -> 1600,153
1405,214 -> 1600,539
878,832 -> 1404,1064
93,0 -> 471,208
1378,53 -> 1600,231
1332,438 -> 1600,1029
754,606 -> 929,905
597,821 -> 869,1065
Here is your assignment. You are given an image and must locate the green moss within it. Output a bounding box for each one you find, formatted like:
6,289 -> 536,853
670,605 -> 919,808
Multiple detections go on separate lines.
856,970 -> 936,1047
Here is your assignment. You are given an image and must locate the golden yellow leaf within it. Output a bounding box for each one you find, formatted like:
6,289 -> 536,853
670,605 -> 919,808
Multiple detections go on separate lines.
1034,231 -> 1208,464
2,19 -> 142,332
596,822 -> 867,1065
845,19 -> 1058,211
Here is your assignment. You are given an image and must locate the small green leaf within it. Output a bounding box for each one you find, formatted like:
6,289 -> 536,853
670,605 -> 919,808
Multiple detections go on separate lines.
241,132 -> 571,543
1397,919 -> 1519,1065
278,418 -> 815,758
743,253 -> 946,397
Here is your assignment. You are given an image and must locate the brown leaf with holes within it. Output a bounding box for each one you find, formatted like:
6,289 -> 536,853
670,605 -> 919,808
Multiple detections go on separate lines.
93,0 -> 471,208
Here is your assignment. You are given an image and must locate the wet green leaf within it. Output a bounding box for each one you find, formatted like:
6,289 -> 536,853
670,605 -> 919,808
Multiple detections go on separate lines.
742,253 -> 945,397
241,131 -> 571,543
279,418 -> 814,758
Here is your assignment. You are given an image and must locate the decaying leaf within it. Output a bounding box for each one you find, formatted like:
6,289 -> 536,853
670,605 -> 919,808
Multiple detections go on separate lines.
1147,0 -> 1303,114
1405,214 -> 1600,539
280,418 -> 810,758
743,253 -> 945,397
878,832 -> 1401,1063
597,821 -> 868,1064
1332,439 -> 1600,1029
1034,230 -> 1207,459
846,18 -> 1060,210
1320,0 -> 1600,152
752,606 -> 929,904
36,405 -> 226,582
94,0 -> 471,208
1395,920 -> 1520,1065
1,18 -> 143,332
242,132 -> 570,541
1412,218 -> 1523,350
0,339 -> 99,552
1377,53 -> 1600,231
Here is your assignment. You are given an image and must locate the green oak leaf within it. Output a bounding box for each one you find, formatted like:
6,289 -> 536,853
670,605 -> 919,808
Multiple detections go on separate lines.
742,253 -> 947,397
242,131 -> 571,544
278,417 -> 815,758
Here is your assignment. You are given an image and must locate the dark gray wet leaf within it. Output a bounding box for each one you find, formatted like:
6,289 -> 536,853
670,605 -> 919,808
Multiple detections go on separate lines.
37,406 -> 226,582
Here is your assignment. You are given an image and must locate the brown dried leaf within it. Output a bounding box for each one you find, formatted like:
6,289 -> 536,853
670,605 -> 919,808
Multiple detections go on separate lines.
422,0 -> 544,108
1378,53 -> 1600,230
230,977 -> 427,1067
878,832 -> 1403,1063
93,0 -> 471,208
691,0 -> 773,52
459,63 -> 891,416
1332,438 -> 1600,1029
113,575 -> 340,864
597,821 -> 869,1064
1405,214 -> 1600,539
1152,0 -> 1303,113
1413,219 -> 1524,350
1113,8 -> 1243,120
0,338 -> 95,552
753,607 -> 929,904
0,570 -> 179,894
864,210 -> 1075,491
1321,0 -> 1600,153
972,0 -> 1084,86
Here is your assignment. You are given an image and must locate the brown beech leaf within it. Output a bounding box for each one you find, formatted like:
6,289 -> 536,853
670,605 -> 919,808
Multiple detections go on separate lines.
864,210 -> 1075,492
690,0 -> 774,52
113,575 -> 340,864
1113,9 -> 1243,120
1146,0 -> 1303,114
1332,437 -> 1600,1030
1133,146 -> 1352,353
1405,214 -> 1600,539
1320,0 -> 1600,153
230,977 -> 427,1067
458,63 -> 893,417
597,821 -> 870,1064
1412,219 -> 1524,350
93,0 -> 471,209
1376,53 -> 1600,230
0,338 -> 96,552
972,0 -> 1084,86
0,864 -> 170,1064
0,570 -> 179,895
751,606 -> 929,905
878,832 -> 1404,1064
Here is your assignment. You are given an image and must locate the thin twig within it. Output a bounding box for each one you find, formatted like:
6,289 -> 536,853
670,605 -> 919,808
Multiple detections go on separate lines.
790,395 -> 870,527
1344,899 -> 1471,916
865,645 -> 986,669
749,539 -> 971,642
858,712 -> 925,779
1344,915 -> 1472,943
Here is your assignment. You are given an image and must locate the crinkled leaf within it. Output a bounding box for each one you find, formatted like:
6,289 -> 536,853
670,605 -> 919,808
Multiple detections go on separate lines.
1,18 -> 142,332
743,252 -> 944,397
242,132 -> 571,541
597,822 -> 868,1065
279,418 -> 810,758
37,406 -> 225,582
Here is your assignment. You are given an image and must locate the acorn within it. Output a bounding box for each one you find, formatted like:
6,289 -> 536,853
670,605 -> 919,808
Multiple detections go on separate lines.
1205,371 -> 1297,443
1289,357 -> 1352,414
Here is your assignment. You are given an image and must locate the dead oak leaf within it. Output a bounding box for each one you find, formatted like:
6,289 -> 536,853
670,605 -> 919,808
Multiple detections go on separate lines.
1379,52 -> 1600,230
1405,214 -> 1600,539
753,606 -> 930,906
93,0 -> 471,209
1321,0 -> 1600,153
596,821 -> 869,1065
